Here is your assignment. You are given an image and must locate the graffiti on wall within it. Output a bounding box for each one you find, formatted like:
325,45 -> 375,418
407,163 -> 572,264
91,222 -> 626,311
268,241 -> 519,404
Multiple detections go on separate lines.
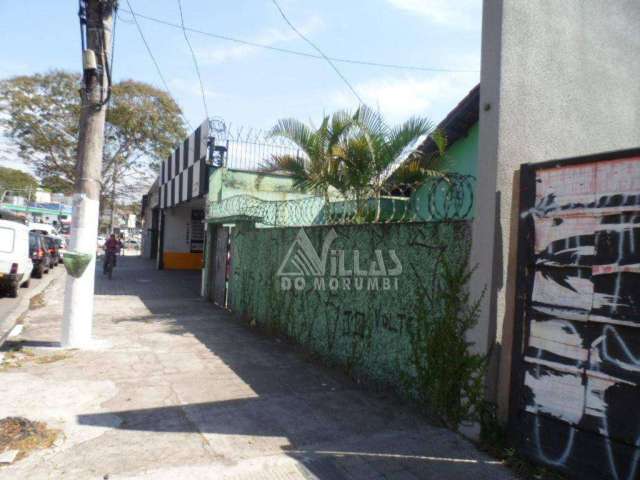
337,307 -> 416,338
228,221 -> 471,393
517,154 -> 640,480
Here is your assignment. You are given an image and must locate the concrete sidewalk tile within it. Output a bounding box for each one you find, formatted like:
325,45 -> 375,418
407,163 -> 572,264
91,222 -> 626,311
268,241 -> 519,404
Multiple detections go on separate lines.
0,256 -> 517,480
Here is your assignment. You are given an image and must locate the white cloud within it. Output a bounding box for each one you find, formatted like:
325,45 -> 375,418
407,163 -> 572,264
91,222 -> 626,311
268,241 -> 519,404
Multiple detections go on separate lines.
386,0 -> 481,28
329,72 -> 479,123
168,78 -> 221,100
195,14 -> 324,64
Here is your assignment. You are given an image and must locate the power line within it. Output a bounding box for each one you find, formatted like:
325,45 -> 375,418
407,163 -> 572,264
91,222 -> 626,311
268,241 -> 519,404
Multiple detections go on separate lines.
110,7 -> 117,84
118,8 -> 479,74
124,0 -> 193,131
269,0 -> 363,104
176,0 -> 209,120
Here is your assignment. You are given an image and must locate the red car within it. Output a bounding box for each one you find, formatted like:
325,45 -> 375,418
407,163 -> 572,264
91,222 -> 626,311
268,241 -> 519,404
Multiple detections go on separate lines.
43,235 -> 61,267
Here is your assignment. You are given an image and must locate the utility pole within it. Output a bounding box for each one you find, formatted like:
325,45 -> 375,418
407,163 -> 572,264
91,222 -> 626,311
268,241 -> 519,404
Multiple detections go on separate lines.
62,0 -> 116,347
109,165 -> 117,233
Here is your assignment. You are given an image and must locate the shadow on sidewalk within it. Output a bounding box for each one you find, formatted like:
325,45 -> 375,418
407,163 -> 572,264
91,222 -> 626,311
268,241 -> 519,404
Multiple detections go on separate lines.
81,255 -> 509,479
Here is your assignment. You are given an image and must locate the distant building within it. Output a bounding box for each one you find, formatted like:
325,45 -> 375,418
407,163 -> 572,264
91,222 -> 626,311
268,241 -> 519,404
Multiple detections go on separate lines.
0,188 -> 72,232
34,190 -> 51,203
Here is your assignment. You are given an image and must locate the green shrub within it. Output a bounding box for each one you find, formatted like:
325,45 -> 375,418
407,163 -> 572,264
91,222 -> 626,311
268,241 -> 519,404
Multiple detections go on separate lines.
409,258 -> 486,429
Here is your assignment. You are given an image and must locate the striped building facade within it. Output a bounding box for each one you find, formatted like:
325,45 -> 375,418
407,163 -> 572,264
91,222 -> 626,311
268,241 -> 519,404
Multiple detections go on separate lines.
159,119 -> 210,210
157,119 -> 210,271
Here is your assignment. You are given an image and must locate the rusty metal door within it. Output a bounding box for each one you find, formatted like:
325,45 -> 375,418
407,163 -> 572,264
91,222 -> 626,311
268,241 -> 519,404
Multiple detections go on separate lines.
510,148 -> 640,480
211,225 -> 230,307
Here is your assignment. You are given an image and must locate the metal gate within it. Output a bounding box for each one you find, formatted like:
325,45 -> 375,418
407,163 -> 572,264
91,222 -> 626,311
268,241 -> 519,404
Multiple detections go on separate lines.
210,225 -> 230,307
510,148 -> 640,480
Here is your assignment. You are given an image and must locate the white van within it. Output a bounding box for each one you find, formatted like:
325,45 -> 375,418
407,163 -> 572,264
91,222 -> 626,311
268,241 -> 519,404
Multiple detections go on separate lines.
28,222 -> 58,236
0,219 -> 33,297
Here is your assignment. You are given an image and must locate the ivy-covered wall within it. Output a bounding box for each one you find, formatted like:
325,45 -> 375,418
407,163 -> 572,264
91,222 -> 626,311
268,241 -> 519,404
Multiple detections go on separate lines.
228,220 -> 472,396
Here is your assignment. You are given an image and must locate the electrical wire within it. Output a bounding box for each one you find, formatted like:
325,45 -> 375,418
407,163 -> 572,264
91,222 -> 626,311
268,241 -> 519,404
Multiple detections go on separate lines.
116,10 -> 136,24
118,8 -> 479,74
98,1 -> 115,107
109,4 -> 117,87
270,0 -> 363,104
176,0 -> 209,120
125,0 -> 193,131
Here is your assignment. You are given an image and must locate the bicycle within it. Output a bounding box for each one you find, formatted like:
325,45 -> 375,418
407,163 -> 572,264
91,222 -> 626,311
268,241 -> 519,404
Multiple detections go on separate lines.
103,251 -> 116,280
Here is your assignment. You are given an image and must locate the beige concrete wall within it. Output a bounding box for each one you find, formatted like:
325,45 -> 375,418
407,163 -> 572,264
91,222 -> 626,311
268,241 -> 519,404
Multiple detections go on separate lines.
163,203 -> 192,254
470,0 -> 640,417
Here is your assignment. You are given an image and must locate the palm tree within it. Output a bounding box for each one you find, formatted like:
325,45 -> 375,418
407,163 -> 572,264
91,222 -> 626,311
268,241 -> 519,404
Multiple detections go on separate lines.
344,106 -> 446,221
260,111 -> 355,198
263,106 -> 448,221
350,105 -> 445,189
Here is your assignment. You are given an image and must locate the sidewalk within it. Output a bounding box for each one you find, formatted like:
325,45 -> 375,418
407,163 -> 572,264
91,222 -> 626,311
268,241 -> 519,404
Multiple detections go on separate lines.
0,255 -> 516,480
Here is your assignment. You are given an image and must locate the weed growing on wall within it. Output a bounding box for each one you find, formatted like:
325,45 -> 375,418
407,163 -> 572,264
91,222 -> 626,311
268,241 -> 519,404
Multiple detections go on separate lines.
408,258 -> 486,430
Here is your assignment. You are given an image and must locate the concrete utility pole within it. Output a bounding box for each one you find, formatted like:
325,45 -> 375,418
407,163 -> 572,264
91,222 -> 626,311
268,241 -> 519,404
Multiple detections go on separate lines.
62,0 -> 116,347
109,165 -> 117,233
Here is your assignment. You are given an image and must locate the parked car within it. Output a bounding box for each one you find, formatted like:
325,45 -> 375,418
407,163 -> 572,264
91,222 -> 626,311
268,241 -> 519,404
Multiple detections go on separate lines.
29,231 -> 52,278
52,236 -> 67,263
43,235 -> 61,267
124,238 -> 140,250
0,219 -> 33,297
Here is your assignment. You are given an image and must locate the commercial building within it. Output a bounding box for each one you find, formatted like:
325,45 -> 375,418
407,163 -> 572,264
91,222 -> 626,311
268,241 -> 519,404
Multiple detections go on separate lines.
155,120 -> 210,270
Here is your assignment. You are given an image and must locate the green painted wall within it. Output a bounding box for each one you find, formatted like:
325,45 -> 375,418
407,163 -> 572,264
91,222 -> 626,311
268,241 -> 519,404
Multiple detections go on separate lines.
228,221 -> 471,395
435,123 -> 479,177
207,167 -> 319,226
208,167 -> 311,203
411,123 -> 478,220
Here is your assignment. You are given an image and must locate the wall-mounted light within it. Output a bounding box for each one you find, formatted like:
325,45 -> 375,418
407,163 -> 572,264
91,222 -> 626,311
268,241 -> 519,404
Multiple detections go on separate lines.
208,138 -> 228,168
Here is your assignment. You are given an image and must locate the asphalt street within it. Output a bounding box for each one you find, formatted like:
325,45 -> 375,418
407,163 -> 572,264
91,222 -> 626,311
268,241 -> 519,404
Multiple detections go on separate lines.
0,265 -> 64,344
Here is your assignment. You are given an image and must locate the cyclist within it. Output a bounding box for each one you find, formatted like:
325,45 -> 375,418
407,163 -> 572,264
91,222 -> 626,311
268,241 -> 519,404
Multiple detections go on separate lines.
103,233 -> 121,274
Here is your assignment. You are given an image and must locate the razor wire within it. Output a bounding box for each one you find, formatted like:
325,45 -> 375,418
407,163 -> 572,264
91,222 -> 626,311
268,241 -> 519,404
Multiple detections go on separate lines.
208,174 -> 475,226
212,125 -> 302,172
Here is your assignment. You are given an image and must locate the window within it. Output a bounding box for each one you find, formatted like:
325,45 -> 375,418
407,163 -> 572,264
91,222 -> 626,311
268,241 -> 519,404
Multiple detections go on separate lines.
0,227 -> 16,253
29,232 -> 38,251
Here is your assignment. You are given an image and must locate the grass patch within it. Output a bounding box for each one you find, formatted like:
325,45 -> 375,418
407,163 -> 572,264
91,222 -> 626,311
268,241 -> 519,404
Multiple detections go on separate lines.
0,341 -> 70,371
0,417 -> 59,464
33,353 -> 69,365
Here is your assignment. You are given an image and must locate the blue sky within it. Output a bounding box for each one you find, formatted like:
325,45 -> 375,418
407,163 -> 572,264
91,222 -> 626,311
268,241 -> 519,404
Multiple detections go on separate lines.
0,0 -> 481,164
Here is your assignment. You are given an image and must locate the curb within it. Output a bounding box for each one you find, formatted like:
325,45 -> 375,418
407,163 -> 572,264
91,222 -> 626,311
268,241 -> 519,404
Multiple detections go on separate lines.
0,266 -> 65,347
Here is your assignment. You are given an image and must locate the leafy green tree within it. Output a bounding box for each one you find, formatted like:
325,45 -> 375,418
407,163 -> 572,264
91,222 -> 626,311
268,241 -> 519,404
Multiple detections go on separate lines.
103,80 -> 186,196
101,79 -> 187,223
0,71 -> 80,182
0,166 -> 38,196
40,175 -> 74,194
0,70 -> 187,207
